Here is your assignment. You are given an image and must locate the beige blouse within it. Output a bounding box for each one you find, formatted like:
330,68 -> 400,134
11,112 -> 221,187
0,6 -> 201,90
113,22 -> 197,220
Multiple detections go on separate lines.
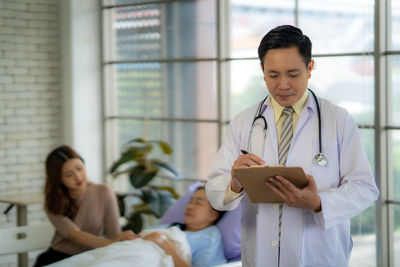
46,182 -> 121,255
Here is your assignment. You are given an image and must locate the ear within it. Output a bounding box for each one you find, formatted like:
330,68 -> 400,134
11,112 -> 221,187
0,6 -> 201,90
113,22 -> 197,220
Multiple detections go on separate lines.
260,63 -> 264,73
307,59 -> 315,79
209,209 -> 219,224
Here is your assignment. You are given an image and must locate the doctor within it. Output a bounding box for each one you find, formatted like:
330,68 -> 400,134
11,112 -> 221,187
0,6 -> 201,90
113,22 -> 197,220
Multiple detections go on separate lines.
206,25 -> 379,267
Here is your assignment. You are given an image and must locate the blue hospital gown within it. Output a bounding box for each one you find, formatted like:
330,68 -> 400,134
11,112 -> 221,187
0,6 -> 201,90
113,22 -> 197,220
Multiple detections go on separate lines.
185,225 -> 227,267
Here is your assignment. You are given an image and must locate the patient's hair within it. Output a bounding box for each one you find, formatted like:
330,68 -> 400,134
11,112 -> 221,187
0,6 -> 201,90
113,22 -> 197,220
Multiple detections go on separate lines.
44,145 -> 85,219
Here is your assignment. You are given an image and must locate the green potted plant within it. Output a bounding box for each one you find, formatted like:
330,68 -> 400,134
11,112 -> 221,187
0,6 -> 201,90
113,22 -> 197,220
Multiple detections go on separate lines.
110,138 -> 181,233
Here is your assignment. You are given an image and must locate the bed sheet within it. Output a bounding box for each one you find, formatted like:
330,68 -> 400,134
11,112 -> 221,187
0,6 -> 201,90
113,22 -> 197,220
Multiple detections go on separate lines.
47,227 -> 189,267
214,261 -> 242,267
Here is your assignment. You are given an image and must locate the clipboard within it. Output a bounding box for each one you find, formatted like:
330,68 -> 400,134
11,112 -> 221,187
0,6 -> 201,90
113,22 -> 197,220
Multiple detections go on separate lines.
233,166 -> 308,203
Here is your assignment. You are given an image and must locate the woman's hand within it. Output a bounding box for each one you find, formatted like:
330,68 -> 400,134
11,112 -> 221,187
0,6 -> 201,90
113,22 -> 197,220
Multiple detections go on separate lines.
112,230 -> 138,242
67,229 -> 137,248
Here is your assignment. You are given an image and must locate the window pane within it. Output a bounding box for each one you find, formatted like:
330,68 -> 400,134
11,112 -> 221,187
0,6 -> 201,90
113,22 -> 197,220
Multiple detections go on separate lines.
299,0 -> 374,54
350,128 -> 376,267
103,0 -> 216,61
310,56 -> 374,125
391,130 -> 400,199
230,59 -> 266,118
109,62 -> 217,120
390,55 -> 400,126
350,204 -> 377,267
360,129 -> 376,173
392,0 -> 400,50
393,205 -> 400,267
117,120 -> 218,179
230,0 -> 295,58
103,0 -> 158,5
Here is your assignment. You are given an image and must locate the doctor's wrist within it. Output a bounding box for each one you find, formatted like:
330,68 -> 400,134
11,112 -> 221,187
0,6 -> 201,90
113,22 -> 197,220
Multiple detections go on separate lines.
313,206 -> 322,214
312,195 -> 322,213
230,179 -> 243,193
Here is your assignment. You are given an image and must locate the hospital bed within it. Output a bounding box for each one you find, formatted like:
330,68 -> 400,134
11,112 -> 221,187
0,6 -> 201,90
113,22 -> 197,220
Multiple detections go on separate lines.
46,183 -> 242,267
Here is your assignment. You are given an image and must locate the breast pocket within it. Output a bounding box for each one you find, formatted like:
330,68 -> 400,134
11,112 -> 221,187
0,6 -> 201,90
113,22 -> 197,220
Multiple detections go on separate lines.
311,139 -> 340,191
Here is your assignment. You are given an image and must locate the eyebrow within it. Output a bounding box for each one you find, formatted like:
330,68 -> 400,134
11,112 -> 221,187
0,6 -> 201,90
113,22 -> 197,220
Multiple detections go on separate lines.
62,163 -> 82,175
191,197 -> 206,202
266,70 -> 278,74
288,69 -> 301,73
267,68 -> 301,74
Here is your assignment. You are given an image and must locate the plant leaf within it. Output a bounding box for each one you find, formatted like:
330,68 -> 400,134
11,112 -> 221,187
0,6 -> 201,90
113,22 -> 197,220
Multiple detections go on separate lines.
141,189 -> 176,218
129,165 -> 158,188
144,144 -> 153,154
111,165 -> 137,179
126,137 -> 146,144
153,186 -> 180,199
152,160 -> 181,177
123,211 -> 143,233
132,203 -> 152,214
116,194 -> 126,217
158,141 -> 173,155
110,147 -> 147,174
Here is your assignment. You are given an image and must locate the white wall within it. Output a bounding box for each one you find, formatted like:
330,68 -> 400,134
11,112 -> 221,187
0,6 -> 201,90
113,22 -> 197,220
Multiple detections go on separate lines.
0,0 -> 103,265
61,0 -> 103,183
0,0 -> 62,265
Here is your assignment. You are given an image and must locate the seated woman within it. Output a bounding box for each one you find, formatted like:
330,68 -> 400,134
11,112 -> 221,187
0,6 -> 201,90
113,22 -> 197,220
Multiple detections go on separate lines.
46,186 -> 227,267
34,145 -> 136,267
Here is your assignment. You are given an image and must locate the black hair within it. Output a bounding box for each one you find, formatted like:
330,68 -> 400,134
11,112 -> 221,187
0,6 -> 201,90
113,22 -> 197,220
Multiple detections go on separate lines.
258,25 -> 312,68
45,145 -> 85,219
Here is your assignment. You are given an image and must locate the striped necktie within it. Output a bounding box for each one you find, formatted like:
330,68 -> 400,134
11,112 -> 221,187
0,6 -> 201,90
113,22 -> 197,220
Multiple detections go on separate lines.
279,107 -> 294,166
278,106 -> 294,264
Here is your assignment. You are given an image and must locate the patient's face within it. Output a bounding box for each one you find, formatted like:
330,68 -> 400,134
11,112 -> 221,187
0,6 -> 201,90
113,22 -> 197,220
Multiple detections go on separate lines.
184,189 -> 218,232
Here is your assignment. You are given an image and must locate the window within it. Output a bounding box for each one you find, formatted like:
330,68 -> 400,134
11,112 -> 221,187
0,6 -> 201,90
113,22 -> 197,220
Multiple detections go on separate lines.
389,1 -> 400,266
102,0 -> 399,265
103,0 -> 218,180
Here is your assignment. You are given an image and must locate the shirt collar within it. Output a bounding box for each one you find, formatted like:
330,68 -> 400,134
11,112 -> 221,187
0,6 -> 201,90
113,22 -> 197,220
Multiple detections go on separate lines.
270,89 -> 310,124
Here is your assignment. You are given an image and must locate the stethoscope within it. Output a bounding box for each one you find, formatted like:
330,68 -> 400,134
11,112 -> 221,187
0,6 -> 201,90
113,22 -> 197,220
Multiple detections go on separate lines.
249,88 -> 327,166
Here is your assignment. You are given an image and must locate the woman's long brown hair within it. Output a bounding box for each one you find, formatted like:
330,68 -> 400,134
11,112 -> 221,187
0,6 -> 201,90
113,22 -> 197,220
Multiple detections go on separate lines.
44,145 -> 84,219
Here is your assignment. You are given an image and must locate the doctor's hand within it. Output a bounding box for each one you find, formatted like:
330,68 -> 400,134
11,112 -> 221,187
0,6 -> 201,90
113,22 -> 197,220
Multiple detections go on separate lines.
266,174 -> 321,212
230,153 -> 265,193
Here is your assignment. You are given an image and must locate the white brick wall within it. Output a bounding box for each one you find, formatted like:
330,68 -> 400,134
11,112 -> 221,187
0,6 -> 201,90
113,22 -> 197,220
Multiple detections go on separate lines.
0,0 -> 61,266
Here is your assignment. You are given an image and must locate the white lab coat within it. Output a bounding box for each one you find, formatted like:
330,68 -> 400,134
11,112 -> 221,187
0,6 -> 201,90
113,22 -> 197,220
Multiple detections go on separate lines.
206,95 -> 379,267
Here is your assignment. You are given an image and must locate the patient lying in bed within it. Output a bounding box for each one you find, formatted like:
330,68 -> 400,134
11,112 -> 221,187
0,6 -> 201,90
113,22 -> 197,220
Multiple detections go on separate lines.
47,186 -> 227,267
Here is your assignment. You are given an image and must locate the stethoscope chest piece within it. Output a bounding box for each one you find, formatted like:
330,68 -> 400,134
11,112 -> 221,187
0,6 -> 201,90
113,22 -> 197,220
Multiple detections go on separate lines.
313,153 -> 327,166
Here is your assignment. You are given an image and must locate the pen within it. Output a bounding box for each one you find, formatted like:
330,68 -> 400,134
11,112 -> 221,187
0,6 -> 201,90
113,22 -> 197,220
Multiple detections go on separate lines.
240,150 -> 249,154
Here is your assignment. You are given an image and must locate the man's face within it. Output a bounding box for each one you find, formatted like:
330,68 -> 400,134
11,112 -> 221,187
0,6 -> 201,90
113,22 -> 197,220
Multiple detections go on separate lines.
261,46 -> 314,107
